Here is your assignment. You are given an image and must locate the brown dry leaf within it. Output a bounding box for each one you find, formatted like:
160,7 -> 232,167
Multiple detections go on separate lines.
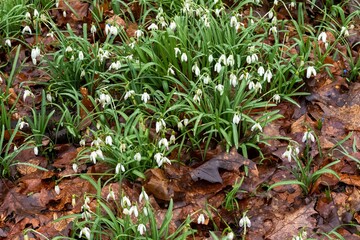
16,158 -> 40,175
106,15 -> 126,28
58,0 -> 89,21
339,173 -> 360,187
144,168 -> 174,201
265,201 -> 317,239
79,87 -> 94,130
190,148 -> 258,183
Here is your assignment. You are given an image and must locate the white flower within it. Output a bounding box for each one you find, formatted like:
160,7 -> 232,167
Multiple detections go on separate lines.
154,152 -> 163,164
318,32 -> 327,43
63,11 -> 67,17
98,93 -> 112,108
106,189 -> 116,201
0,76 -> 2,84
197,213 -> 205,224
79,227 -> 91,240
134,152 -> 142,162
227,232 -> 234,240
168,67 -> 175,75
105,136 -> 113,146
202,74 -> 211,84
290,1 -> 296,8
270,26 -> 277,34
251,54 -> 258,63
251,122 -> 262,132
193,89 -> 202,104
22,25 -> 32,35
90,24 -> 96,34
141,92 -> 150,103
138,224 -> 146,235
215,84 -> 224,95
130,205 -> 139,217
233,113 -> 241,125
134,29 -> 144,38
184,119 -> 189,126
174,47 -> 181,57
170,134 -> 176,144
282,146 -> 293,162
341,26 -> 349,37
31,47 -> 41,65
246,55 -> 252,64
156,119 -> 166,133
302,130 -> 315,143
229,73 -> 238,87
65,46 -> 73,52
19,120 -> 29,130
306,66 -> 316,78
23,89 -> 35,102
230,16 -> 238,28
169,21 -> 176,31
5,39 -> 11,47
139,190 -> 149,203
148,23 -> 158,31
54,185 -> 60,195
268,10 -> 274,19
72,163 -> 78,172
78,51 -> 84,61
255,82 -> 262,93
124,90 -> 135,100
105,24 -> 118,36
96,149 -> 104,160
257,66 -> 265,76
90,151 -> 97,163
46,93 -> 52,102
25,12 -> 31,19
273,94 -> 281,103
214,62 -> 222,73
108,61 -> 121,70
181,52 -> 188,62
274,0 -> 278,5
192,64 -> 200,77
248,81 -> 255,90
79,139 -> 86,146
34,9 -> 39,17
226,55 -> 235,66
219,54 -> 227,64
115,163 -> 125,174
158,138 -> 169,150
208,54 -> 214,63
239,215 -> 251,228
121,196 -> 131,208
264,69 -> 273,83
34,146 -> 39,155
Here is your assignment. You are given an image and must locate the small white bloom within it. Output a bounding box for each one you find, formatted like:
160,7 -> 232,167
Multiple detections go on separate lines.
233,113 -> 241,125
65,46 -> 73,52
214,62 -> 222,73
158,138 -> 169,150
46,93 -> 52,102
302,130 -> 315,143
258,66 -> 265,76
25,12 -> 31,19
170,134 -> 176,144
169,21 -> 176,31
255,82 -> 262,93
246,55 -> 252,64
78,51 -> 84,61
202,74 -> 211,84
63,10 -> 67,17
148,23 -> 158,31
5,39 -> 11,47
79,139 -> 86,146
22,26 -> 32,35
264,69 -> 273,83
341,26 -> 349,37
19,120 -> 29,130
34,9 -> 39,17
96,149 -> 104,160
124,90 -> 135,100
154,152 -> 163,164
282,146 -> 293,162
208,54 -> 214,63
98,93 -> 112,108
306,66 -> 316,78
156,119 -> 166,133
239,215 -> 251,228
139,190 -> 149,203
318,31 -> 327,43
90,24 -> 96,34
135,29 -> 144,38
31,47 -> 41,65
290,1 -> 296,8
273,94 -> 281,104
79,227 -> 91,240
105,136 -> 113,146
55,185 -> 60,195
274,0 -> 278,5
34,146 -> 39,155
197,213 -> 205,224
121,196 -> 131,208
268,10 -> 274,19
184,119 -> 189,126
115,163 -> 125,174
90,151 -> 97,163
105,25 -> 118,36
248,81 -> 255,90
230,16 -> 238,28
215,84 -> 224,95
251,53 -> 258,63
251,122 -> 262,132
181,52 -> 188,62
174,47 -> 181,57
23,89 -> 35,102
134,152 -> 141,162
108,61 -> 121,71
192,64 -> 200,77
229,73 -> 238,87
106,189 -> 116,201
72,163 -> 78,172
168,67 -> 175,75
270,26 -> 277,34
219,54 -> 227,64
130,205 -> 139,217
227,232 -> 234,240
141,92 -> 150,104
226,55 -> 235,66
138,224 -> 146,235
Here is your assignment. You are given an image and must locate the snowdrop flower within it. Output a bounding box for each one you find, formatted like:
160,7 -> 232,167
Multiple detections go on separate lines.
282,145 -> 293,162
5,39 -> 11,48
246,55 -> 252,64
55,185 -> 60,195
208,54 -> 214,63
318,31 -> 327,43
214,62 -> 222,73
22,25 -> 32,35
23,89 -> 35,102
105,24 -> 118,36
257,66 -> 265,76
78,51 -> 84,61
158,138 -> 169,150
170,134 -> 176,144
98,93 -> 112,108
139,190 -> 149,203
31,47 -> 41,65
154,152 -> 163,164
219,54 -> 227,64
141,92 -> 150,104
72,163 -> 78,172
108,61 -> 121,71
34,9 -> 39,17
341,26 -> 349,37
290,1 -> 296,8
233,113 -> 241,125
197,213 -> 205,224
46,93 -> 52,102
121,196 -> 131,208
124,90 -> 135,100
302,130 -> 315,143
254,82 -> 262,93
19,120 -> 29,130
115,163 -> 125,174
181,52 -> 188,62
25,12 -> 31,19
226,55 -> 235,66
130,205 -> 139,217
79,227 -> 91,240
273,94 -> 281,104
65,46 -> 73,52
174,47 -> 181,57
230,16 -> 238,28
90,151 -> 97,163
306,66 -> 316,78
148,23 -> 158,31
96,149 -> 104,160
268,10 -> 274,19
156,119 -> 166,133
274,0 -> 278,5
229,73 -> 238,87
240,72 -> 250,81
138,224 -> 146,235
251,122 -> 262,132
105,136 -> 113,146
202,74 -> 211,84
239,215 -> 251,228
248,81 -> 255,90
135,29 -> 144,38
193,88 -> 202,104
90,24 -> 96,34
192,64 -> 200,77
269,26 -> 277,34
34,146 -> 39,155
264,69 -> 273,83
79,139 -> 86,146
168,67 -> 175,75
226,232 -> 235,240
63,10 -> 67,17
251,53 -> 258,63
169,21 -> 176,31
106,189 -> 116,201
214,84 -> 224,95
134,152 -> 141,162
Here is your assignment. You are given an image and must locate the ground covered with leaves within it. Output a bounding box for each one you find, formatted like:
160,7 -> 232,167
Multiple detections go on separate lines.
1,0 -> 360,239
